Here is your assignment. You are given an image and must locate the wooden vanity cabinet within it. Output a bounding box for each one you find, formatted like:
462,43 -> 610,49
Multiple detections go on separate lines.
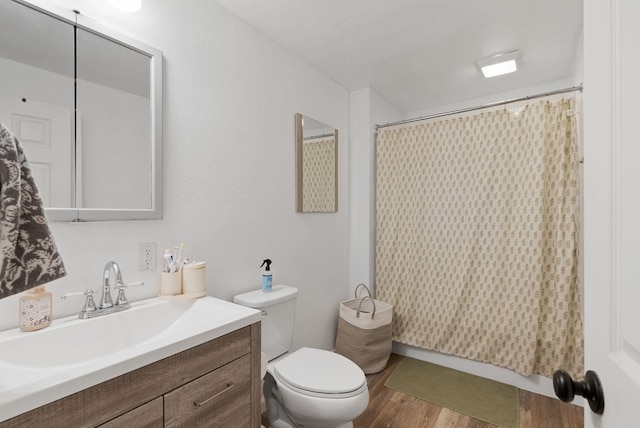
0,323 -> 261,428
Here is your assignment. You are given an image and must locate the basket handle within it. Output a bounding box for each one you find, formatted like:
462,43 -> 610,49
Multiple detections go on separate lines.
354,283 -> 372,299
356,295 -> 376,320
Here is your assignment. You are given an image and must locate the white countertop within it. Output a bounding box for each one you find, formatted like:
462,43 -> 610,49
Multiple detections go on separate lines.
0,296 -> 261,422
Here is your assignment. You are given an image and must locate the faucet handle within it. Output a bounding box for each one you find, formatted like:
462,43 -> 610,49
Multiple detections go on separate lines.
61,289 -> 97,315
114,281 -> 144,306
124,281 -> 145,288
61,290 -> 89,299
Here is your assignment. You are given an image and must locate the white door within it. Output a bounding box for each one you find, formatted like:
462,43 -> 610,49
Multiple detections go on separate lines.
583,0 -> 640,426
0,94 -> 73,207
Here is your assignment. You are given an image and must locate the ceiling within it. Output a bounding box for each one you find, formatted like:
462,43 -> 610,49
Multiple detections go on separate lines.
213,0 -> 583,113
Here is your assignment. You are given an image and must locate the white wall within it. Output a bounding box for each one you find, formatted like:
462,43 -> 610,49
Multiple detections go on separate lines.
0,0 -> 350,354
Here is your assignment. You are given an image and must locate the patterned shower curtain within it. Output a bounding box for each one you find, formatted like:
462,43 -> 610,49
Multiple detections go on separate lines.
375,98 -> 583,377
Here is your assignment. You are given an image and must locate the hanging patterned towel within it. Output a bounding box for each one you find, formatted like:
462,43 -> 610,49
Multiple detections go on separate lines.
0,122 -> 66,299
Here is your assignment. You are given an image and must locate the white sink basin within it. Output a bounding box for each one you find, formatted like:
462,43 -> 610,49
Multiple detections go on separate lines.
2,299 -> 185,368
0,296 -> 261,422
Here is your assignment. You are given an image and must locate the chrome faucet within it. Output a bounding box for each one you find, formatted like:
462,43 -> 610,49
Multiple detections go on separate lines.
61,261 -> 144,319
100,261 -> 121,309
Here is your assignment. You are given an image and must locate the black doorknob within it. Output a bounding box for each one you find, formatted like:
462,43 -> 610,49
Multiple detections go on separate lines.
553,369 -> 605,415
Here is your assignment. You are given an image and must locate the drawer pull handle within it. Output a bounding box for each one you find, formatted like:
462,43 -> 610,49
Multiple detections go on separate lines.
194,382 -> 235,407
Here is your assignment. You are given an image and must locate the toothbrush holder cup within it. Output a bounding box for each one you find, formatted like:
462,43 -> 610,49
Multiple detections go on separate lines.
160,271 -> 182,296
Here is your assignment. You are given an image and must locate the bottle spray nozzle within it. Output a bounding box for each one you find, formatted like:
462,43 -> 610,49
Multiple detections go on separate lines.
260,259 -> 272,271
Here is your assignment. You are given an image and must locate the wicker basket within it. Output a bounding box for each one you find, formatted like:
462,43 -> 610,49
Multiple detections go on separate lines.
335,284 -> 393,374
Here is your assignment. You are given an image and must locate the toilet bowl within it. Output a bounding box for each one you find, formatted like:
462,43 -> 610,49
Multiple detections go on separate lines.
264,347 -> 369,428
233,285 -> 369,428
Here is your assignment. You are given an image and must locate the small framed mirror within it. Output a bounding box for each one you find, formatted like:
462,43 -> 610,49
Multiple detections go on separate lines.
295,113 -> 338,213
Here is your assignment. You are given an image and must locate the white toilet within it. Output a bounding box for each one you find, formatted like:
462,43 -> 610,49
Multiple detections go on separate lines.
233,284 -> 369,428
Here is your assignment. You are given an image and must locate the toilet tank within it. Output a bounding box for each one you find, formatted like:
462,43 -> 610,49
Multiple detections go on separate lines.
233,284 -> 299,361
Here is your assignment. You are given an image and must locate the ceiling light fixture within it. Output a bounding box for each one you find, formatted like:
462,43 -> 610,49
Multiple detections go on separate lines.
476,50 -> 522,78
107,0 -> 142,12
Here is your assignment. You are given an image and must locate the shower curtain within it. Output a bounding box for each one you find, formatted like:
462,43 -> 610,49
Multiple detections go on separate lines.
375,98 -> 583,377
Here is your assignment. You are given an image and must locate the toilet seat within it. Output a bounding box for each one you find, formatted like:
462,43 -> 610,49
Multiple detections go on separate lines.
273,347 -> 367,399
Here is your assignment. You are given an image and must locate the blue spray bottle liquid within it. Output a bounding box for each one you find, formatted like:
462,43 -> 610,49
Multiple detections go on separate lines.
261,259 -> 272,292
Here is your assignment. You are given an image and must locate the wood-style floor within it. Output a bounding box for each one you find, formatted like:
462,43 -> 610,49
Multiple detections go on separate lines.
354,353 -> 584,428
262,353 -> 584,428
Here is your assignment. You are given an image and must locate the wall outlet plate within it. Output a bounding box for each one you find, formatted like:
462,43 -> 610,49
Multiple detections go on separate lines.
138,242 -> 157,271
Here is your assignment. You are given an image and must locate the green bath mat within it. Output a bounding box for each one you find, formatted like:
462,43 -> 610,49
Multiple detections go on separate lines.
385,357 -> 519,428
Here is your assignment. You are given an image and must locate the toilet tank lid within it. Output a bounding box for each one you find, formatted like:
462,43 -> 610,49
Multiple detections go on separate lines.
233,284 -> 298,308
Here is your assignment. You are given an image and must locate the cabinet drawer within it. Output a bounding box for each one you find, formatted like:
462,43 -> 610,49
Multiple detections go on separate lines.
99,397 -> 163,428
165,354 -> 251,428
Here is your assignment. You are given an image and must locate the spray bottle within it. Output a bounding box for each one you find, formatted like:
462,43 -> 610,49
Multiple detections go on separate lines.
261,259 -> 272,292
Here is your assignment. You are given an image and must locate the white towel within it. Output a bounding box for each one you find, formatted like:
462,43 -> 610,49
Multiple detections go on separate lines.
0,122 -> 66,299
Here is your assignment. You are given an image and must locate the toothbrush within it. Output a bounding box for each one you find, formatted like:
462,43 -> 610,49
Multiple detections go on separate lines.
170,246 -> 178,273
176,243 -> 186,271
171,245 -> 179,271
163,249 -> 172,273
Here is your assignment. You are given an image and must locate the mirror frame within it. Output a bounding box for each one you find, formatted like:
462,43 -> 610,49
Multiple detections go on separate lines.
14,0 -> 163,221
295,113 -> 338,213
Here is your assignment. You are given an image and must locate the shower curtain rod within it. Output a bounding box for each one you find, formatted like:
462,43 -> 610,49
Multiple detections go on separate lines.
375,83 -> 583,131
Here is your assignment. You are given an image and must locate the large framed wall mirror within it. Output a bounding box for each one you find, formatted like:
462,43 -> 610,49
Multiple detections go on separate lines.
295,113 -> 337,213
0,0 -> 163,221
